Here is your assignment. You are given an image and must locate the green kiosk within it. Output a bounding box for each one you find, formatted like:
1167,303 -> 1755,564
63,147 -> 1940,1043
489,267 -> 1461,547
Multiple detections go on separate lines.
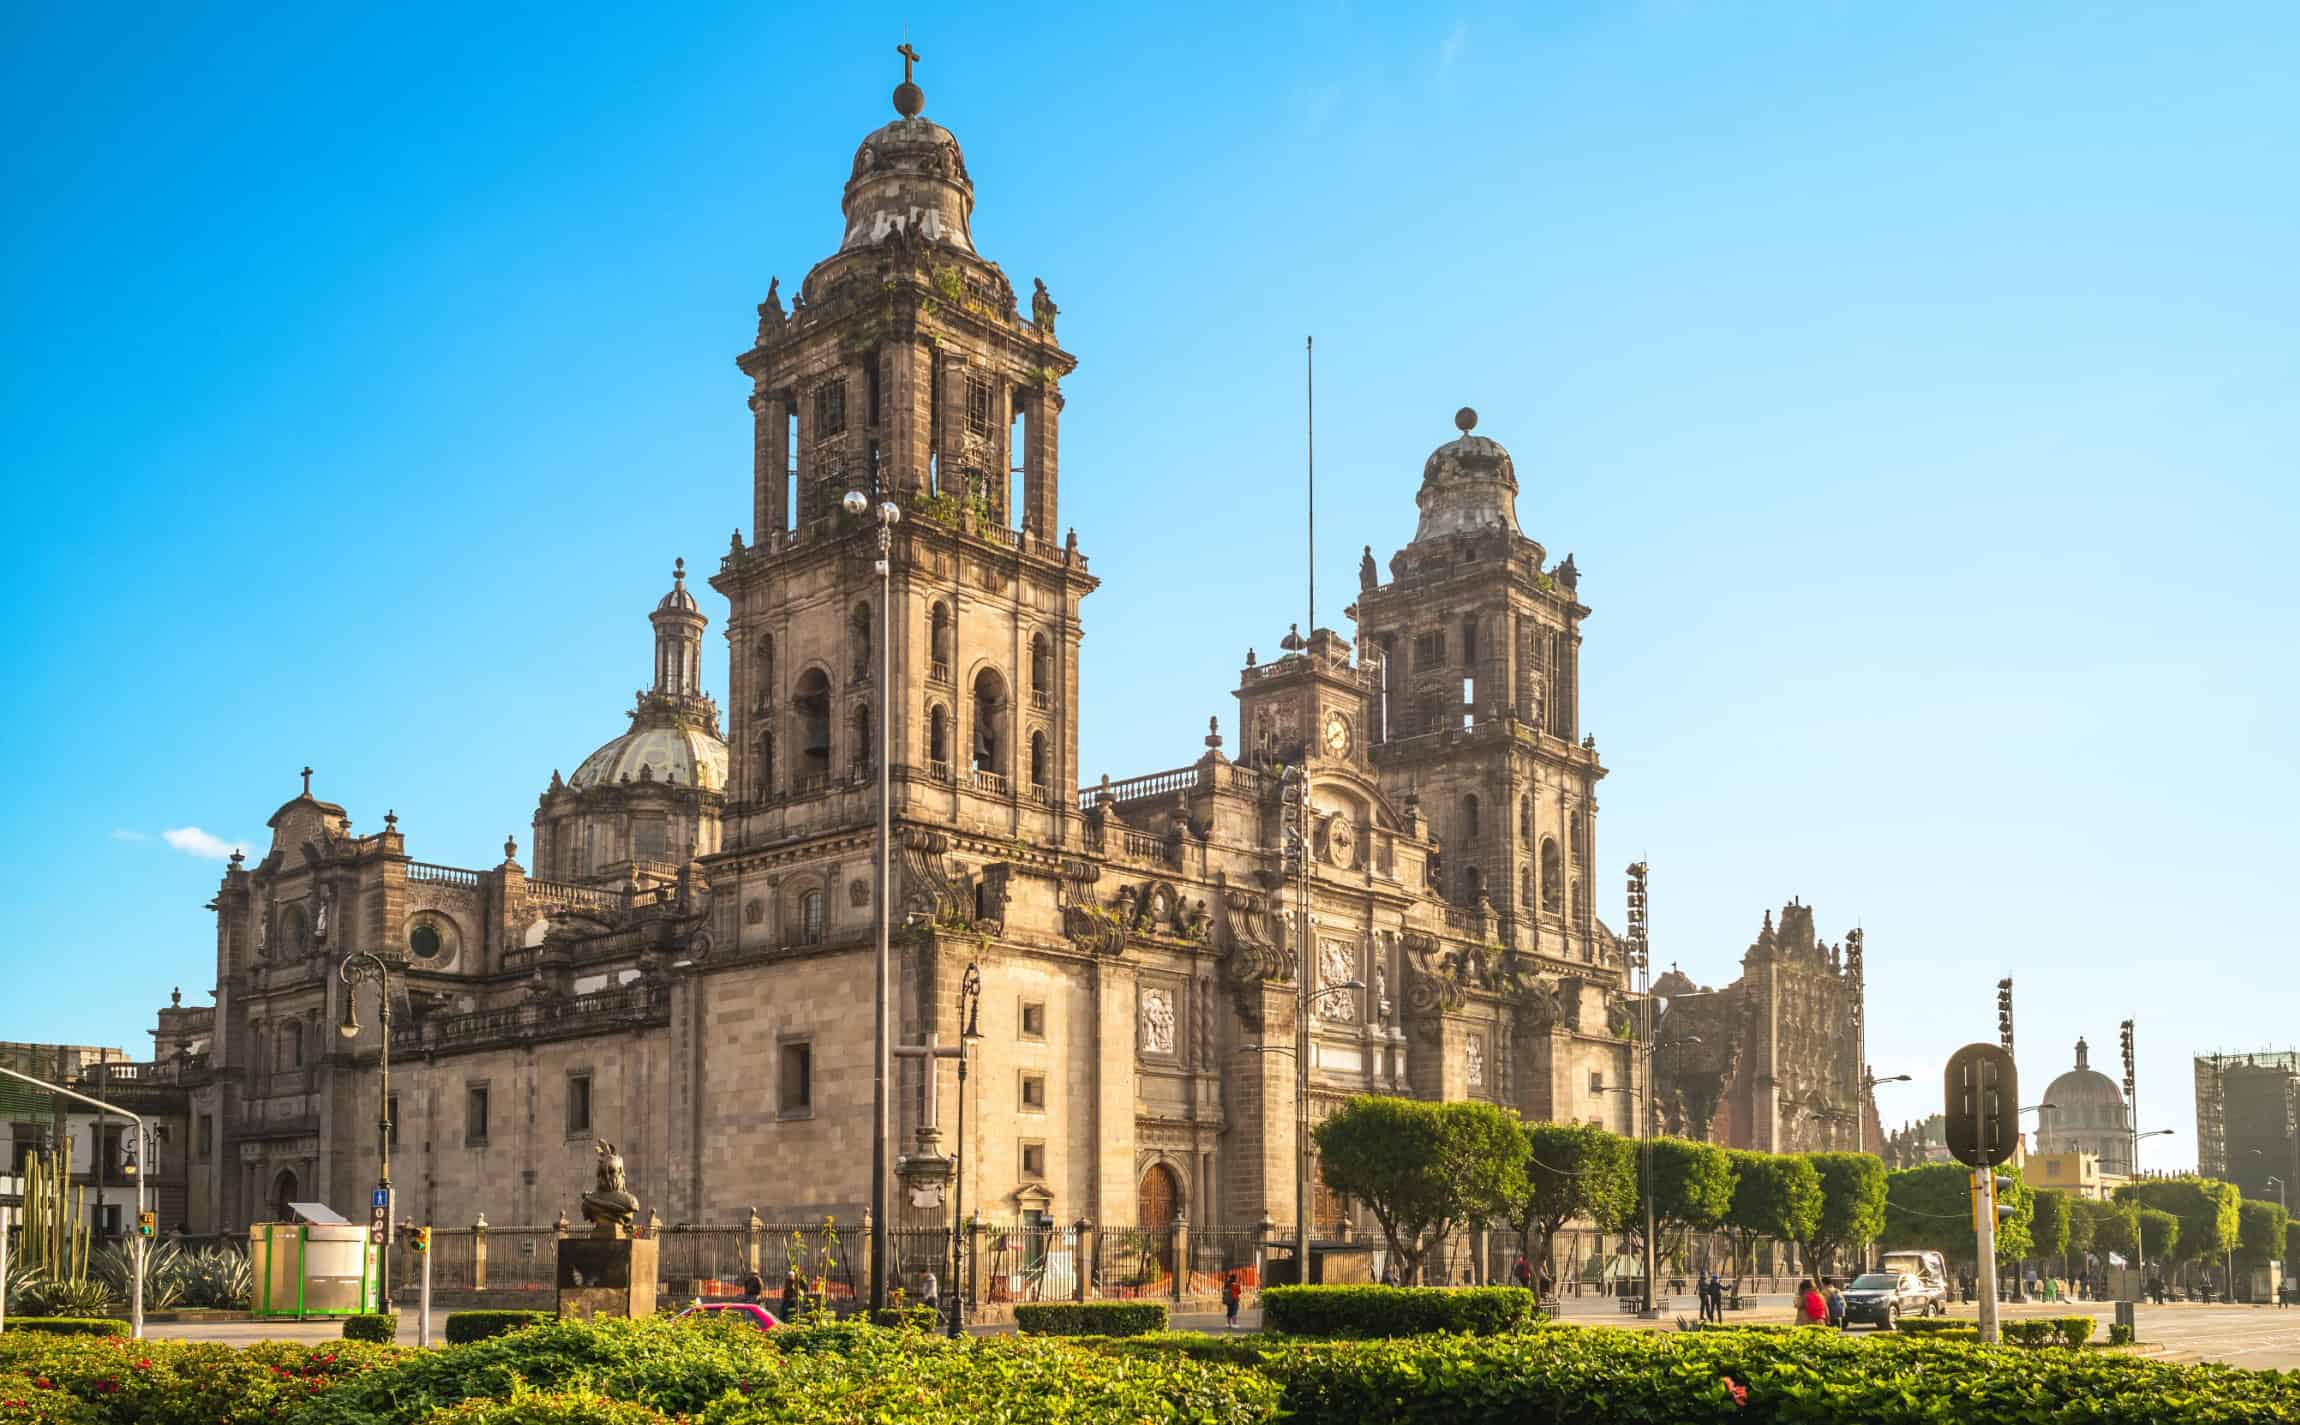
249,1203 -> 381,1319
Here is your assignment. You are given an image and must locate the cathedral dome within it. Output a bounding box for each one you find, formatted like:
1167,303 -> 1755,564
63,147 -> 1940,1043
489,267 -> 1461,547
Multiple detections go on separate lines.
838,93 -> 976,255
2038,1038 -> 2128,1138
568,723 -> 727,793
1412,407 -> 1522,543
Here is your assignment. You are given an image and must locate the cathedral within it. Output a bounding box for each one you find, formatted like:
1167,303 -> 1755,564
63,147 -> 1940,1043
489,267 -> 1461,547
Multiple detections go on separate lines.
145,64 -> 1871,1249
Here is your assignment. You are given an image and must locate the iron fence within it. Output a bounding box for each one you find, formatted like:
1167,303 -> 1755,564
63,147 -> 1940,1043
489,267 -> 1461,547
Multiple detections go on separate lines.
658,1226 -> 749,1298
1186,1229 -> 1262,1293
984,1222 -> 1081,1302
486,1228 -> 559,1292
1090,1225 -> 1166,1298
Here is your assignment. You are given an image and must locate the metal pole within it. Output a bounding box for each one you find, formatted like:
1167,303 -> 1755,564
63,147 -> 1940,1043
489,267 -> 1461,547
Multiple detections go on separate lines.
380,972 -> 393,1312
0,1202 -> 10,1333
1305,335 -> 1315,635
1975,1167 -> 2001,1344
0,1065 -> 147,1338
1293,768 -> 1312,1283
419,1239 -> 432,1346
870,506 -> 894,1315
948,962 -> 978,1339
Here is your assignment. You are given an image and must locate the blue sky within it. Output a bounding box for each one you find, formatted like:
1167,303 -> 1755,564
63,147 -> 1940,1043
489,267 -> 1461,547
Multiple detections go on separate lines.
4,3 -> 2294,1167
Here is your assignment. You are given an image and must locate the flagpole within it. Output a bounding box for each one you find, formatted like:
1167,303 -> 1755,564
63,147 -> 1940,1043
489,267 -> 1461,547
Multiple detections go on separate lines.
1306,335 -> 1315,634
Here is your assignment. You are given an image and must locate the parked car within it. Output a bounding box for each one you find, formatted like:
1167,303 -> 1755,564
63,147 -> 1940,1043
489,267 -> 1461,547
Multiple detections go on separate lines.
1840,1271 -> 1940,1329
675,1301 -> 780,1331
1877,1249 -> 1950,1314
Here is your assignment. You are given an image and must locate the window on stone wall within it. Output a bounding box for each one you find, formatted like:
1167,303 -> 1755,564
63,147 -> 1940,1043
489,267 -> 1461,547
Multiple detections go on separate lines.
795,669 -> 832,778
1020,1141 -> 1046,1179
1020,1001 -> 1046,1040
779,1042 -> 812,1116
1413,630 -> 1445,670
1462,795 -> 1479,843
813,379 -> 846,437
967,376 -> 993,437
928,705 -> 949,767
797,891 -> 825,945
634,818 -> 668,862
466,1084 -> 490,1146
1029,730 -> 1048,791
1541,839 -> 1563,914
280,1021 -> 302,1070
567,1073 -> 593,1136
851,703 -> 873,769
1020,1072 -> 1046,1111
1589,1071 -> 1605,1094
1029,633 -> 1051,699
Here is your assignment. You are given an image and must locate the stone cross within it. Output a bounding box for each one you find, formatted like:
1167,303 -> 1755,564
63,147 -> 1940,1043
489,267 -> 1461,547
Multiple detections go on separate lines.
301,766 -> 313,796
892,1029 -> 965,1151
897,42 -> 920,84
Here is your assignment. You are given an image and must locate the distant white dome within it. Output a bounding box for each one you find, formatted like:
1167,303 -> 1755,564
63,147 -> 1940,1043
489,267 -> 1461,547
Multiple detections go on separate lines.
569,724 -> 727,792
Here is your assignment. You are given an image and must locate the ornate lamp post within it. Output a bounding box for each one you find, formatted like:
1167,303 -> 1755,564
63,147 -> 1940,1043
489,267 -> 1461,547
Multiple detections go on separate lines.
946,962 -> 983,1338
337,950 -> 396,1309
842,484 -> 902,1313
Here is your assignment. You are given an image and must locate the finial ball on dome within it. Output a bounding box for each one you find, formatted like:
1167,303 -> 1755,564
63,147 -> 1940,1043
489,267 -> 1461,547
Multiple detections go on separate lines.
1454,406 -> 1478,433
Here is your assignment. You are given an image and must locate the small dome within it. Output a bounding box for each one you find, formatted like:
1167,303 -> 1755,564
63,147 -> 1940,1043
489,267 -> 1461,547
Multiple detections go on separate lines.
1412,409 -> 1522,543
656,558 -> 699,614
840,112 -> 976,255
568,724 -> 728,793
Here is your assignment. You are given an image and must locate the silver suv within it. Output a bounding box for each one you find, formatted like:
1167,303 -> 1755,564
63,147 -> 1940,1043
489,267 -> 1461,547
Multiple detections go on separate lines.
1840,1270 -> 1944,1330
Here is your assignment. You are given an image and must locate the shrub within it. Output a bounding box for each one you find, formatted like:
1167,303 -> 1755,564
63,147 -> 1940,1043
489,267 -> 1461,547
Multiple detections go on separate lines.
16,1281 -> 114,1321
90,1244 -> 185,1313
2108,1321 -> 2135,1346
0,1334 -> 399,1425
1259,1285 -> 1536,1338
443,1311 -> 553,1345
2052,1315 -> 2097,1349
868,1306 -> 938,1330
343,1314 -> 399,1344
0,1372 -> 101,1425
1012,1301 -> 1169,1337
1891,1316 -> 1971,1335
0,1322 -> 121,1338
180,1245 -> 254,1310
413,1383 -> 675,1424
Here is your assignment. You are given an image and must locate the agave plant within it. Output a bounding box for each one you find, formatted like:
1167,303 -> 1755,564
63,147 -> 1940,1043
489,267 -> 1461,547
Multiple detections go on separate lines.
180,1243 -> 254,1309
25,1273 -> 118,1318
3,1257 -> 47,1315
92,1240 -> 187,1311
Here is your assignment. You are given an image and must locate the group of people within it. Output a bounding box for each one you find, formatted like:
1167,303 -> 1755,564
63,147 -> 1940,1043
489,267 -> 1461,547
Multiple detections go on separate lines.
1794,1278 -> 1848,1328
1694,1271 -> 1736,1322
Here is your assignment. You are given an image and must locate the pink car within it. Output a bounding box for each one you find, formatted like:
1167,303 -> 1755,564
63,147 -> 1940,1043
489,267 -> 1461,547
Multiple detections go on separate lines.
675,1301 -> 781,1330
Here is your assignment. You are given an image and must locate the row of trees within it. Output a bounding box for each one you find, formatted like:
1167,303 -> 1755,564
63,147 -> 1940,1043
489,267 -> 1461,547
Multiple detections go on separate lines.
1312,1096 -> 1885,1285
1313,1095 -> 2298,1290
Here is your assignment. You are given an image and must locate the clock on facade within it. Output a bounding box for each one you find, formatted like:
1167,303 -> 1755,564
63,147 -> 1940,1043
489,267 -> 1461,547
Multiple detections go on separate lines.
1322,711 -> 1351,757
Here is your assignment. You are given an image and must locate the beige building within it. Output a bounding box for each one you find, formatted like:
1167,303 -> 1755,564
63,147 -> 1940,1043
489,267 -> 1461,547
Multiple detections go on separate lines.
135,68 -> 1885,1252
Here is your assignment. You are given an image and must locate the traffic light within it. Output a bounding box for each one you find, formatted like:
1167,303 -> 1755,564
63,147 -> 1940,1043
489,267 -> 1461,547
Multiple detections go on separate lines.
1993,1176 -> 2017,1226
1967,1174 -> 2019,1233
408,1226 -> 430,1254
1944,1042 -> 2019,1168
135,1211 -> 156,1240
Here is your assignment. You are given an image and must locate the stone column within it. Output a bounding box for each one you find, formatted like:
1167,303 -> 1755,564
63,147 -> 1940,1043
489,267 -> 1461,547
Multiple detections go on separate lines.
472,1212 -> 489,1292
1073,1218 -> 1092,1303
1170,1212 -> 1189,1301
745,1207 -> 762,1277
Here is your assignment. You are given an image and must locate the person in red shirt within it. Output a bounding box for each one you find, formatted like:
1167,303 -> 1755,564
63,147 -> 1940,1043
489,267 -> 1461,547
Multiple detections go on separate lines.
1223,1272 -> 1244,1329
1797,1279 -> 1828,1326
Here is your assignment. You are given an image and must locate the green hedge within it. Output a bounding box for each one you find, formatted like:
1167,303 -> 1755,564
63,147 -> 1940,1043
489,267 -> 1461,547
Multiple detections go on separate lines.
1892,1316 -> 1972,1335
0,1335 -> 402,1424
2000,1316 -> 2097,1349
868,1306 -> 939,1331
343,1313 -> 399,1344
1260,1286 -> 1536,1338
442,1311 -> 553,1345
1012,1301 -> 1169,1337
0,1320 -> 122,1337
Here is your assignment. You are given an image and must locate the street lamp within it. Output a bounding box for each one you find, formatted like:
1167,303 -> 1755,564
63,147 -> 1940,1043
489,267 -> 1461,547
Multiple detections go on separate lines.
946,962 -> 983,1339
843,484 -> 902,1313
2127,1129 -> 2176,1286
337,950 -> 397,1309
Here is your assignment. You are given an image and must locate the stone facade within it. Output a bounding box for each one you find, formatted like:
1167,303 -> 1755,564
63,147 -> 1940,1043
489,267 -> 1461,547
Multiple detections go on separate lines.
139,68 -> 1877,1246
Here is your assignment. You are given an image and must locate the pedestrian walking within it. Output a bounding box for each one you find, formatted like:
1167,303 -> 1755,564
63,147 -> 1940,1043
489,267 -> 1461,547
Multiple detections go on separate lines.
1796,1279 -> 1827,1327
740,1269 -> 764,1304
1513,1254 -> 1533,1290
1824,1278 -> 1846,1329
1223,1271 -> 1243,1330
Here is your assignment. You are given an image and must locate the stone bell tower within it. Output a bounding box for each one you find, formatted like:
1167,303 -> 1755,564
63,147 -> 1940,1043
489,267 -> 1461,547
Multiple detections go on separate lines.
709,52 -> 1096,913
1355,408 -> 1609,972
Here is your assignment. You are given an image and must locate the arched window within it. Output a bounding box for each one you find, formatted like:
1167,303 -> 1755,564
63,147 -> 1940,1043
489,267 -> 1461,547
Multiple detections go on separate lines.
797,890 -> 825,945
755,732 -> 776,795
1462,795 -> 1480,843
1461,864 -> 1483,903
1029,633 -> 1051,702
850,603 -> 873,681
972,668 -> 1008,775
753,634 -> 776,707
794,669 -> 832,778
1029,729 -> 1048,790
928,704 -> 949,767
1571,879 -> 1585,923
1569,812 -> 1587,857
1540,839 -> 1563,913
928,602 -> 952,673
1518,797 -> 1532,841
850,703 -> 872,768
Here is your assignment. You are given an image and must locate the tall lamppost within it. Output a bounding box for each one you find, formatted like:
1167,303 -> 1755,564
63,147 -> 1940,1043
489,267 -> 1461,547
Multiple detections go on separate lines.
2127,1128 -> 2175,1287
1624,862 -> 1660,1316
946,961 -> 983,1339
842,483 -> 902,1314
337,950 -> 396,1310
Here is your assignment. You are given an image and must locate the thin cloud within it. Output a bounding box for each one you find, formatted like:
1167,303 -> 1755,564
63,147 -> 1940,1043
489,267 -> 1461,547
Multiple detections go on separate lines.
161,826 -> 251,861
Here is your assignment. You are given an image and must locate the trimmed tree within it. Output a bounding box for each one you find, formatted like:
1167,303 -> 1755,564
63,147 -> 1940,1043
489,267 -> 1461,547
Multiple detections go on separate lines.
1883,1161 -> 2034,1266
1508,1122 -> 1636,1291
1314,1096 -> 1525,1285
1626,1137 -> 1734,1269
2237,1200 -> 2289,1272
2114,1177 -> 2239,1267
2062,1194 -> 2101,1279
1800,1153 -> 1887,1280
1724,1151 -> 1822,1282
2029,1188 -> 2072,1278
2137,1208 -> 2181,1265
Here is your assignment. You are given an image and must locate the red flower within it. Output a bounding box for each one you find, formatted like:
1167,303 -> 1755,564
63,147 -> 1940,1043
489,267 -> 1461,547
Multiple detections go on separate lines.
1722,1376 -> 1749,1408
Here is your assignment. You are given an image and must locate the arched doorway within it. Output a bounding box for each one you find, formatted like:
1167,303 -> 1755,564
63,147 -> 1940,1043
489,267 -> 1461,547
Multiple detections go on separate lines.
268,1168 -> 299,1223
1137,1163 -> 1181,1271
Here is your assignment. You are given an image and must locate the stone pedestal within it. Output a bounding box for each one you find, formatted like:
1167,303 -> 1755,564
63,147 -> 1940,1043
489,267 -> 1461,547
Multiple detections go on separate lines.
557,1235 -> 659,1321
